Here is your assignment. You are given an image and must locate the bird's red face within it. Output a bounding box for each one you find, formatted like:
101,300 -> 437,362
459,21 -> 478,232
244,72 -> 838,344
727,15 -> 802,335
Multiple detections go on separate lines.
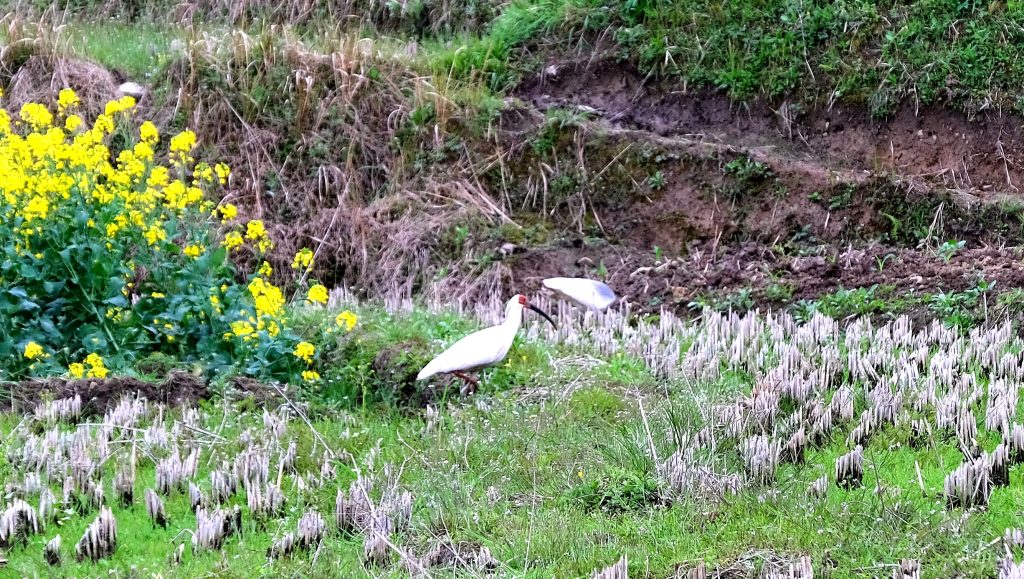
516,293 -> 557,329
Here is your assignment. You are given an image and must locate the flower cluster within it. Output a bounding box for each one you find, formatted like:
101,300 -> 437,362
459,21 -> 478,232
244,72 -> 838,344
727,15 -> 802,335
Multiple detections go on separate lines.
0,90 -> 318,384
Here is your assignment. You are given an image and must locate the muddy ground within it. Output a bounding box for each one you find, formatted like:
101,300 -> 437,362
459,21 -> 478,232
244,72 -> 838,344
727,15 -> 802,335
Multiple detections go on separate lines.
0,374 -> 284,415
510,60 -> 1024,312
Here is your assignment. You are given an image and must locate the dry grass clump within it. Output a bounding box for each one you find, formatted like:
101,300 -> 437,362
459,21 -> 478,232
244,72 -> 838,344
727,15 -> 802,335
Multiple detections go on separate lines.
0,16 -> 120,118
152,26 -> 509,298
12,0 -> 500,36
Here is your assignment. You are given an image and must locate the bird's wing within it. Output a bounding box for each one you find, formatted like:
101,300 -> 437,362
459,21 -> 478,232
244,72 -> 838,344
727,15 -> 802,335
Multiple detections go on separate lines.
543,278 -> 617,310
417,325 -> 512,380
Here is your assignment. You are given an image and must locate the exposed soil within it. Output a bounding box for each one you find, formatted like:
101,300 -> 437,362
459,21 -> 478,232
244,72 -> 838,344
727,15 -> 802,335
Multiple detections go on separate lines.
523,60 -> 1024,196
513,242 -> 1024,309
510,59 -> 1024,311
228,376 -> 285,406
1,372 -> 209,416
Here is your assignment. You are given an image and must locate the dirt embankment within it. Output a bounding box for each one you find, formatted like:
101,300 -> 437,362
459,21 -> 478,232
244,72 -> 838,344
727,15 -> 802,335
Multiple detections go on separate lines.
509,60 -> 1024,309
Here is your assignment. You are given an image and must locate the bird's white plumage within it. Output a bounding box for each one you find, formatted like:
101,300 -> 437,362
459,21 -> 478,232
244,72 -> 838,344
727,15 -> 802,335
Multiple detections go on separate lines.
416,297 -> 525,381
542,277 -> 616,311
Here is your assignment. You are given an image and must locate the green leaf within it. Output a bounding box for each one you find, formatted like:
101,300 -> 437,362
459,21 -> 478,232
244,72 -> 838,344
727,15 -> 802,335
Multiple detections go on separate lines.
104,295 -> 129,308
39,317 -> 59,338
17,299 -> 40,312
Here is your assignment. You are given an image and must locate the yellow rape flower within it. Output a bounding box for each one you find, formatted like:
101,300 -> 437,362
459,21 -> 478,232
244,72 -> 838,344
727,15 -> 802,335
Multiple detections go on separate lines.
307,284 -> 328,305
245,219 -> 273,252
335,310 -> 358,332
19,103 -> 53,129
133,141 -> 154,160
301,370 -> 321,382
183,244 -> 203,258
292,248 -> 313,271
258,261 -> 272,277
230,320 -> 255,338
68,363 -> 85,379
169,129 -> 197,164
93,113 -> 114,134
144,225 -> 167,246
218,203 -> 238,222
23,196 -> 50,222
58,88 -> 80,113
65,114 -> 83,132
23,341 -> 45,360
222,231 -> 242,251
104,96 -> 136,116
248,277 -> 285,318
139,120 -> 159,144
215,163 -> 231,185
293,341 -> 315,364
245,220 -> 266,240
85,353 -> 108,378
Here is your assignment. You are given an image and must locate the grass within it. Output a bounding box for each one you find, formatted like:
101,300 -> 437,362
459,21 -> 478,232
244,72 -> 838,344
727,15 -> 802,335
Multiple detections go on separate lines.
15,0 -> 1024,118
4,301 -> 1024,577
62,21 -> 184,79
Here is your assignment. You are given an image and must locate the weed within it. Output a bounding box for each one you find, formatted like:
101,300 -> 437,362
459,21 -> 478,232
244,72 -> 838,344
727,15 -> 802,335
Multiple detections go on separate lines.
689,288 -> 755,313
566,469 -> 662,513
827,186 -> 854,211
928,278 -> 995,329
937,240 -> 966,262
875,253 -> 897,272
724,156 -> 772,183
647,170 -> 666,191
764,281 -> 795,303
815,285 -> 902,318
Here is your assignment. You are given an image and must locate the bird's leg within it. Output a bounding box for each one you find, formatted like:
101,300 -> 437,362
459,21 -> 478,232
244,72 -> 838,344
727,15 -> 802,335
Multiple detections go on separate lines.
453,371 -> 479,396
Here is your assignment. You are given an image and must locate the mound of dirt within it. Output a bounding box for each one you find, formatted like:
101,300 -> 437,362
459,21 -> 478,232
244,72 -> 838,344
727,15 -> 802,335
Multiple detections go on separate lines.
1,372 -> 209,416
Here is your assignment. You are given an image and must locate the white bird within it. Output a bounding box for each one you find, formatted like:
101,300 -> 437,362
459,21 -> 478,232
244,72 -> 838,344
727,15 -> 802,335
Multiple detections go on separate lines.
416,294 -> 557,394
542,277 -> 617,312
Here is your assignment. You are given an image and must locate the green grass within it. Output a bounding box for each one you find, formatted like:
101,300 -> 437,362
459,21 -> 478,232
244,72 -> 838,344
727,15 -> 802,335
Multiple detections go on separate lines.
61,22 -> 184,79
14,0 -> 1024,118
3,303 -> 1024,577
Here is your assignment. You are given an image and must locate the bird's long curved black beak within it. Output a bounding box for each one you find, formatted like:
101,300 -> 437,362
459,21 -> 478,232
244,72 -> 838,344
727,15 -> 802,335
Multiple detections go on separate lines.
528,304 -> 558,330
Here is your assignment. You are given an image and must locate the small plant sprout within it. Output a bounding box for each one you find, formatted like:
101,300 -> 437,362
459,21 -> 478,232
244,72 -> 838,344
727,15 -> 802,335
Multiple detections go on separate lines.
875,253 -> 896,272
937,239 -> 965,262
647,170 -> 666,191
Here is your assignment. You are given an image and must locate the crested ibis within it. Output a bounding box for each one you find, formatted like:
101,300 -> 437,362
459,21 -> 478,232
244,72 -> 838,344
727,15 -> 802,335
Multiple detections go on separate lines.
416,294 -> 557,394
542,277 -> 617,312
